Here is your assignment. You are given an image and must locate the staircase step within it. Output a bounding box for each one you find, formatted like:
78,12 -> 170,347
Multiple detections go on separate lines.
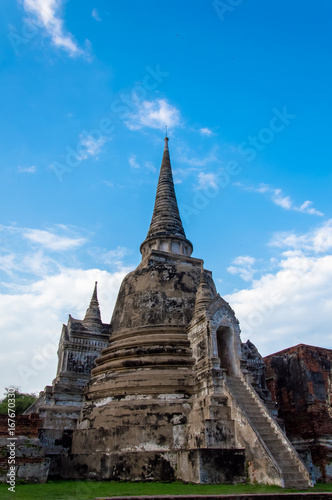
283,471 -> 301,478
264,443 -> 286,453
246,413 -> 265,420
271,447 -> 292,453
259,431 -> 280,438
275,457 -> 295,464
284,482 -> 309,489
276,458 -> 298,467
272,451 -> 294,459
226,376 -> 310,488
262,440 -> 282,448
259,429 -> 275,435
248,418 -> 268,425
246,412 -> 266,419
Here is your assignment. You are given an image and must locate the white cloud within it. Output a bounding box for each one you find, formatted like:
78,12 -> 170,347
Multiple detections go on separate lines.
172,166 -> 198,185
271,188 -> 292,210
88,246 -> 133,269
235,183 -> 323,216
199,127 -> 214,136
178,146 -> 221,167
227,253 -> 332,356
233,256 -> 256,266
227,222 -> 332,356
129,155 -> 140,169
18,165 -> 37,174
227,255 -> 257,282
173,145 -> 222,186
0,267 -> 129,395
297,200 -> 323,216
0,223 -> 133,396
23,228 -> 86,251
125,98 -> 181,131
0,254 -> 17,276
0,225 -> 88,282
270,219 -> 332,254
255,184 -> 270,194
195,172 -> 218,190
22,250 -> 60,277
227,267 -> 255,282
78,133 -> 108,160
22,0 -> 87,57
91,8 -> 101,21
104,247 -> 131,260
0,249 -> 60,279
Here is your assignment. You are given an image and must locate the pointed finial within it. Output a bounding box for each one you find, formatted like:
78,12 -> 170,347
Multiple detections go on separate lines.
164,128 -> 169,149
92,281 -> 98,301
140,135 -> 193,258
83,282 -> 102,325
195,264 -> 213,312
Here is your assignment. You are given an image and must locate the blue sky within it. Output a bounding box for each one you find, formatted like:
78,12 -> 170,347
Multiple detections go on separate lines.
0,0 -> 331,396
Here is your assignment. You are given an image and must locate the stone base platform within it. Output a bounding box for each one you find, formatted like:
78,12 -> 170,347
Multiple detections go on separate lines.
60,449 -> 246,484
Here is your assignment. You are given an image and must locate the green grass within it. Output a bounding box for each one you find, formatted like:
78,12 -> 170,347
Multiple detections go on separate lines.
0,480 -> 331,500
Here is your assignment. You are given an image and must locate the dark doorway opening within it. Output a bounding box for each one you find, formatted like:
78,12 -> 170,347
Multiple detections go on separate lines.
216,326 -> 237,376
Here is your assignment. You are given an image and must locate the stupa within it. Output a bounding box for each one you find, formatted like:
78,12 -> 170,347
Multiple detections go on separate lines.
29,137 -> 312,487
59,138 -> 311,487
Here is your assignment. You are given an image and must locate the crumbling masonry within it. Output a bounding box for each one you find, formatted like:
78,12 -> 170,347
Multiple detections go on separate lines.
25,138 -> 313,487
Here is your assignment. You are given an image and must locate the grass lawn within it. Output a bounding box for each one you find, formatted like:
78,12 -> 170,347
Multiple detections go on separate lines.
0,481 -> 331,500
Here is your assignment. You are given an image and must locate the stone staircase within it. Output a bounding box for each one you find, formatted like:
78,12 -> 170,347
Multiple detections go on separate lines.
226,376 -> 312,489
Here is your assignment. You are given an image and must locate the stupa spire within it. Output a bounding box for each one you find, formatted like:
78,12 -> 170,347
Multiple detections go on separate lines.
194,264 -> 213,312
140,137 -> 193,258
83,282 -> 102,326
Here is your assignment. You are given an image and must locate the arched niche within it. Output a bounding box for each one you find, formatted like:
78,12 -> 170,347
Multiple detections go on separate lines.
216,325 -> 239,376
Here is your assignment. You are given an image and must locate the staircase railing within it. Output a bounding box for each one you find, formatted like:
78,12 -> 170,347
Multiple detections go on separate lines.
225,375 -> 313,487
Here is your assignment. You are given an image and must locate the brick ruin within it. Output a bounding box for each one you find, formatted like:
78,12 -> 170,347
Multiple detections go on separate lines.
0,414 -> 49,483
4,137 -> 320,487
265,344 -> 332,483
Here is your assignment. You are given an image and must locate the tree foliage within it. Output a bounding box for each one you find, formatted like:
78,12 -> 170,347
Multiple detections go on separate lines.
0,387 -> 38,415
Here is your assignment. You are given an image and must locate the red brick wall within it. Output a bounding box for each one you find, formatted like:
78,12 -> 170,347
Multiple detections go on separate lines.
0,413 -> 41,438
264,344 -> 332,482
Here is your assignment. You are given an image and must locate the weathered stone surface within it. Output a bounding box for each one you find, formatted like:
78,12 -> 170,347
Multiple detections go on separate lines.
21,138 -> 314,487
264,344 -> 332,483
24,283 -> 110,477
242,340 -> 278,418
140,137 -> 193,259
0,414 -> 49,484
177,448 -> 246,484
61,450 -> 177,481
66,139 -> 311,487
108,253 -> 215,334
0,413 -> 40,438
